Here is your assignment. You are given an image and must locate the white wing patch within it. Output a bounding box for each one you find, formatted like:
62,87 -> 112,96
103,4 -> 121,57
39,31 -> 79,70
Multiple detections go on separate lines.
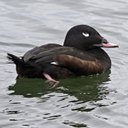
51,61 -> 59,65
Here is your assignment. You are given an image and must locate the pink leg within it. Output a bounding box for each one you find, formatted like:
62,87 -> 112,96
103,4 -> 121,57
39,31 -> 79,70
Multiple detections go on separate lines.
43,73 -> 60,88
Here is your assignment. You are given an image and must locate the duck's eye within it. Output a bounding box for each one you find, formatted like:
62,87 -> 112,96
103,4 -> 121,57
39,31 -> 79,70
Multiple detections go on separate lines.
82,32 -> 90,37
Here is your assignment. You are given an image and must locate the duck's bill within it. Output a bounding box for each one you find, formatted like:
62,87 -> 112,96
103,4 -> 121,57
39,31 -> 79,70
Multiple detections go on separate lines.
94,42 -> 119,48
102,42 -> 119,48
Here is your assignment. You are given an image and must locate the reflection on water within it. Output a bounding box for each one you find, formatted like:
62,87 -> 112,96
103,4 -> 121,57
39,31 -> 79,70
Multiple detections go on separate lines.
9,72 -> 110,101
7,72 -> 111,127
9,78 -> 48,97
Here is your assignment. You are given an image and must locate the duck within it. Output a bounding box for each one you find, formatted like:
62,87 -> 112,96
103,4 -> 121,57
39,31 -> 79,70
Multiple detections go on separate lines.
7,25 -> 118,88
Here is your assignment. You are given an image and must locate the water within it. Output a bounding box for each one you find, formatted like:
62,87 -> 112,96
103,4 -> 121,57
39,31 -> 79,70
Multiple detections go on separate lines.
0,0 -> 128,127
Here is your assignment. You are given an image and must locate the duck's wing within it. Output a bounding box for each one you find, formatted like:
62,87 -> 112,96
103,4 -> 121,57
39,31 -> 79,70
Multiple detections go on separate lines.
53,54 -> 104,75
27,46 -> 104,75
29,46 -> 91,63
23,43 -> 62,62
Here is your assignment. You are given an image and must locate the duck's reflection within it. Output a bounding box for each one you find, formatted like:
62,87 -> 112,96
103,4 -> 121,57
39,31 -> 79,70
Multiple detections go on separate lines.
58,71 -> 110,102
8,71 -> 110,101
8,78 -> 48,97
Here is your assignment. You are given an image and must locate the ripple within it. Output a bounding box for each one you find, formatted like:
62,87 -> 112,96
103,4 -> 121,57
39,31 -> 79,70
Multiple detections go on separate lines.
63,120 -> 87,127
0,41 -> 35,47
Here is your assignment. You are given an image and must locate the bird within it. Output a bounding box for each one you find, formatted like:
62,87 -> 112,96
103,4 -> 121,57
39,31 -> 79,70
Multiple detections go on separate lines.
7,25 -> 118,88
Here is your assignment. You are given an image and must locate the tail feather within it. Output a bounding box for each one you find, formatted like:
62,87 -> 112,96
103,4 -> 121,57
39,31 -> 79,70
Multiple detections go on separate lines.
7,53 -> 43,78
7,53 -> 25,66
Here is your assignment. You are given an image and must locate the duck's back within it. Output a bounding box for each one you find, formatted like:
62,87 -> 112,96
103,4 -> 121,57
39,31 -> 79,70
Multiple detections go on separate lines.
23,44 -> 62,62
23,44 -> 94,64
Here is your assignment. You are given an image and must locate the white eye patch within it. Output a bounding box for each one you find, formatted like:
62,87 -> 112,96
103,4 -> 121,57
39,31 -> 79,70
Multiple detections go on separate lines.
82,32 -> 90,37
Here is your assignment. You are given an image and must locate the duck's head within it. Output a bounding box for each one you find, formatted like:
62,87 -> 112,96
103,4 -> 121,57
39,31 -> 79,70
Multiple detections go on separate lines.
64,25 -> 118,50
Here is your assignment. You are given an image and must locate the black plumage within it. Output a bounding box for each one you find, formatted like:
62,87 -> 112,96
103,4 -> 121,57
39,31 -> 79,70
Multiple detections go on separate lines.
7,25 -> 118,80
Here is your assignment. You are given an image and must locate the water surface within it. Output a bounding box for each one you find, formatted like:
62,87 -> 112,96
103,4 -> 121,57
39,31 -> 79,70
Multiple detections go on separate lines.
0,0 -> 128,127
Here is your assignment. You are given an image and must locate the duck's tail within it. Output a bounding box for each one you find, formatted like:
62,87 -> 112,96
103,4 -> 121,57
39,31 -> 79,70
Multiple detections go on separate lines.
7,53 -> 44,78
7,53 -> 26,66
